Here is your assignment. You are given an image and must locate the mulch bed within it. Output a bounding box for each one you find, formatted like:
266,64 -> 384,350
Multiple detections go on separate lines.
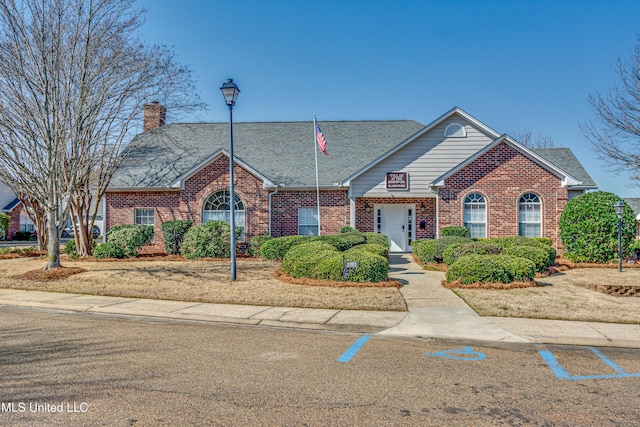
12,267 -> 87,281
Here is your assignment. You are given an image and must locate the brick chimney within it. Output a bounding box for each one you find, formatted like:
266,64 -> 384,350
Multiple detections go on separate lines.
143,101 -> 166,132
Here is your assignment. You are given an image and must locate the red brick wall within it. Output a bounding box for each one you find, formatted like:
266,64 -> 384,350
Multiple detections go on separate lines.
355,197 -> 436,240
438,142 -> 568,248
106,155 -> 270,249
6,205 -> 21,239
270,190 -> 349,237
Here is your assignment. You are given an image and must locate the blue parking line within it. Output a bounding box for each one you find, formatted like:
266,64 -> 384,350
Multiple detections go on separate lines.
539,348 -> 640,380
337,334 -> 370,363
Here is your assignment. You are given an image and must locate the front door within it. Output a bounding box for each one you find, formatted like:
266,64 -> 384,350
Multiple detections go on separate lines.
381,204 -> 408,252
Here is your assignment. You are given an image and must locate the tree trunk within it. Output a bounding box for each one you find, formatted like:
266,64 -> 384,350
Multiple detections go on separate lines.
44,209 -> 61,270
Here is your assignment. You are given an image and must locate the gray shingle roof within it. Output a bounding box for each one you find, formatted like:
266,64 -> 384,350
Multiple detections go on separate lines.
624,198 -> 640,216
109,121 -> 426,188
531,148 -> 597,188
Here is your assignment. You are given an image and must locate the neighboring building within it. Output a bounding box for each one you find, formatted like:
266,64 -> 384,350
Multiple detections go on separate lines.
624,198 -> 640,239
105,106 -> 597,252
0,182 -> 31,239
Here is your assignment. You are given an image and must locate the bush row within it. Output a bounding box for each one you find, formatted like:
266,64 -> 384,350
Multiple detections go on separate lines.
446,255 -> 536,284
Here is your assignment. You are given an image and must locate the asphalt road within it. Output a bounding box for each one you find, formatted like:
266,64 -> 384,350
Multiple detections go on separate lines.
1,307 -> 639,426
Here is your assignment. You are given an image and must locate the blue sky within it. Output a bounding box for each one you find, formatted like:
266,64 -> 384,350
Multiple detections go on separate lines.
138,0 -> 640,197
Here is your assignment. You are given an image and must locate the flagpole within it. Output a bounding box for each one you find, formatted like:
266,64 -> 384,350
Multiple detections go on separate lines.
313,114 -> 321,235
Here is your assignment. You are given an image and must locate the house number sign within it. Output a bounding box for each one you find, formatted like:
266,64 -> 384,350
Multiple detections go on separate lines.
386,172 -> 408,190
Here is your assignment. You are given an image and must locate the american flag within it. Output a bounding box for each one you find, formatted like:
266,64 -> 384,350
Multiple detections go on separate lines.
315,120 -> 328,156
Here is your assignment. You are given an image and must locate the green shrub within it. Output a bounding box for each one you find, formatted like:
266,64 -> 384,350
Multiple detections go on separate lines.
560,192 -> 636,263
440,226 -> 471,238
446,254 -> 536,284
628,240 -> 640,258
260,235 -> 312,260
485,236 -> 556,266
502,245 -> 552,273
339,226 -> 356,233
181,220 -> 240,259
15,231 -> 32,241
347,243 -> 388,259
0,213 -> 9,238
341,249 -> 389,282
413,236 -> 472,264
248,233 -> 272,257
64,240 -> 79,259
442,241 -> 502,265
312,230 -> 366,251
161,220 -> 193,255
93,242 -> 124,259
363,232 -> 389,248
282,242 -> 342,281
106,224 -> 153,257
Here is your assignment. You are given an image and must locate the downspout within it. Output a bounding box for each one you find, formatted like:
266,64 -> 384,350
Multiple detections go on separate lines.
435,188 -> 440,239
268,185 -> 280,236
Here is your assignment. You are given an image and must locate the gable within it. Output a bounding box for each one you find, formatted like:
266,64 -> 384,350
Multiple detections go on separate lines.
349,113 -> 496,197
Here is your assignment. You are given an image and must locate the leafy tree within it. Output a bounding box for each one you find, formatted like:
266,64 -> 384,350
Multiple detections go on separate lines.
559,192 -> 636,263
582,36 -> 640,187
0,0 -> 203,268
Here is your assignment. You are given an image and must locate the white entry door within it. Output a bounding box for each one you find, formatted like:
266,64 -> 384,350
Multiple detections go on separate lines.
381,205 -> 408,252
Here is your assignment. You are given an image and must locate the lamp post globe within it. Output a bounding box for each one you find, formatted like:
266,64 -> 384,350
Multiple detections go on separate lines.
220,79 -> 240,280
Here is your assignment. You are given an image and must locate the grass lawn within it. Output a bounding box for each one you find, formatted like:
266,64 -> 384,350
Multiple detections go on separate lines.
453,267 -> 640,324
0,256 -> 407,312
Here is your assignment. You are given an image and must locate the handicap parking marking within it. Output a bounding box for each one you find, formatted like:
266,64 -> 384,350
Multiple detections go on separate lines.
424,346 -> 486,361
539,347 -> 640,380
337,334 -> 371,363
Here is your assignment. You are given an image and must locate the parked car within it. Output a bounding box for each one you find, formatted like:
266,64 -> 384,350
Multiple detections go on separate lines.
62,225 -> 100,239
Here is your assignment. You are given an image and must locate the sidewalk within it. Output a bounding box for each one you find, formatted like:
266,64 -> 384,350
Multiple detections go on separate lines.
1,254 -> 640,348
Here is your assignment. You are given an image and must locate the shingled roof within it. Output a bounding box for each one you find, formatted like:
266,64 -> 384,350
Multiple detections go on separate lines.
531,148 -> 597,189
109,121 -> 426,189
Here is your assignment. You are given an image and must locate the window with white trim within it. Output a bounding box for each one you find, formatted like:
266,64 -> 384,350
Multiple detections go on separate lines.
203,190 -> 245,239
134,208 -> 155,227
298,207 -> 318,236
463,193 -> 486,238
518,193 -> 541,237
444,122 -> 467,138
19,211 -> 34,232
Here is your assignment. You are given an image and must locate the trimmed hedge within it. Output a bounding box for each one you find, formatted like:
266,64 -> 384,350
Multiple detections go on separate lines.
341,249 -> 389,282
260,236 -> 312,260
107,224 -> 154,257
248,233 -> 272,257
484,236 -> 556,267
363,232 -> 389,248
502,245 -> 551,273
282,242 -> 343,281
64,240 -> 79,259
347,243 -> 388,259
413,236 -> 472,264
440,226 -> 471,238
181,220 -> 241,259
446,254 -> 536,284
161,220 -> 193,255
312,231 -> 366,251
93,242 -> 124,259
442,241 -> 502,266
339,226 -> 356,233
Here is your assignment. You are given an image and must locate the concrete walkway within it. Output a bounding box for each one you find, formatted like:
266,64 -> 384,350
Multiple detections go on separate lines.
1,254 -> 640,348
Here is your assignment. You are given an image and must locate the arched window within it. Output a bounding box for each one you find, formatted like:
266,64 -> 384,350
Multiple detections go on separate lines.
203,190 -> 245,239
518,193 -> 541,237
463,193 -> 486,238
444,122 -> 467,138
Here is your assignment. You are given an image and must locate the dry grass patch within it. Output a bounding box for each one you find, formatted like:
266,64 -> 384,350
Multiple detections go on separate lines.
443,280 -> 539,290
0,257 -> 406,312
454,268 -> 640,324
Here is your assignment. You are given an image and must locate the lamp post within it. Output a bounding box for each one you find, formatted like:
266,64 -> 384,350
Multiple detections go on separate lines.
221,79 -> 240,280
614,200 -> 625,273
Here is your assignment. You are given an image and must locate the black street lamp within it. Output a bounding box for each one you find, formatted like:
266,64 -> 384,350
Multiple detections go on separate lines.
221,79 -> 240,280
614,200 -> 625,273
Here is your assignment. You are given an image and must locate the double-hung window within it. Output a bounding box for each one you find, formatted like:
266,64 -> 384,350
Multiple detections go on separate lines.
298,207 -> 319,236
463,193 -> 486,238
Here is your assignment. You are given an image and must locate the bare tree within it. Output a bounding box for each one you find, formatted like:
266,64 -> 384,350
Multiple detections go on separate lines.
0,0 -> 204,268
516,128 -> 556,149
582,36 -> 640,187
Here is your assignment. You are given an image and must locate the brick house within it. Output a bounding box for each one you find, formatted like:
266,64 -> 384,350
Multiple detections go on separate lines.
106,106 -> 597,252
